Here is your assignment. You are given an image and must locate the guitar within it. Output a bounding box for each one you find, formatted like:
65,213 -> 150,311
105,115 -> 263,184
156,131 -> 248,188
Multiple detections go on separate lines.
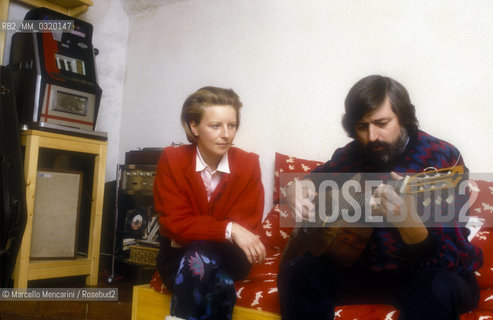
280,165 -> 466,267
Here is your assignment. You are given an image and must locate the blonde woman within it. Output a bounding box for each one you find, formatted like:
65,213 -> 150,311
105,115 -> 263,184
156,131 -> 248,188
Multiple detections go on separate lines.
154,87 -> 266,320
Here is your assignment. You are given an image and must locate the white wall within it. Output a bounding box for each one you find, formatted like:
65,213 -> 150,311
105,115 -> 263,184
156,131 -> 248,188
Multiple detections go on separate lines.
121,0 -> 493,213
80,0 -> 129,181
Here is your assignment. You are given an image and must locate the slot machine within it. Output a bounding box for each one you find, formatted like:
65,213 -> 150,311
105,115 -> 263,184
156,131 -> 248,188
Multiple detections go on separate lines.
9,7 -> 105,139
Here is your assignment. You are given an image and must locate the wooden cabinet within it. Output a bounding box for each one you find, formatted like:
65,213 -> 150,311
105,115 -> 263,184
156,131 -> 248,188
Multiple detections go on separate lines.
14,0 -> 93,16
12,129 -> 106,288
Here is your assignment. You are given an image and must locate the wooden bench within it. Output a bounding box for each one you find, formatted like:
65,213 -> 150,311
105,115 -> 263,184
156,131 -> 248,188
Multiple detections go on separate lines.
131,284 -> 281,320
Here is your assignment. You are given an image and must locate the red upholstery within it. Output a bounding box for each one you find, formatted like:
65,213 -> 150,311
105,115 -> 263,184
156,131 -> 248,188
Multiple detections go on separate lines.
150,153 -> 493,319
469,180 -> 493,289
272,152 -> 323,204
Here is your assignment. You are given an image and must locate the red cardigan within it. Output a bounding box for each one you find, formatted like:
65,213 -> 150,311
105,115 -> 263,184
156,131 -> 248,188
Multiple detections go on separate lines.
154,144 -> 265,246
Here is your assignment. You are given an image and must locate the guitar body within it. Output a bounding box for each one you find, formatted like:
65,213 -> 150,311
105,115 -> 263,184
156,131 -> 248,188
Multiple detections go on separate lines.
324,226 -> 373,267
280,166 -> 464,268
280,223 -> 372,268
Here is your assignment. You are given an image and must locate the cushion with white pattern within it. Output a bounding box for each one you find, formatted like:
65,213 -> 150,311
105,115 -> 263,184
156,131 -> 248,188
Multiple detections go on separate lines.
468,180 -> 493,288
273,152 -> 323,205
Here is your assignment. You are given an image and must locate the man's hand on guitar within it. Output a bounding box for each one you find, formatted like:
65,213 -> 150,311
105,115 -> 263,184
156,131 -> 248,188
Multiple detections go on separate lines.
370,172 -> 428,244
286,179 -> 318,222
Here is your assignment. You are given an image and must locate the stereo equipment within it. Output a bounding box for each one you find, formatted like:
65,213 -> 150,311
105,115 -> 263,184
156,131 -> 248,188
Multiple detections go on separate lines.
121,148 -> 163,195
9,7 -> 105,139
124,148 -> 163,165
121,165 -> 156,196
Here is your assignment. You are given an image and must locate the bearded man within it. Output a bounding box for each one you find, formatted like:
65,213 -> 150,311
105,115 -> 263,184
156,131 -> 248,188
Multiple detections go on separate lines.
277,75 -> 483,320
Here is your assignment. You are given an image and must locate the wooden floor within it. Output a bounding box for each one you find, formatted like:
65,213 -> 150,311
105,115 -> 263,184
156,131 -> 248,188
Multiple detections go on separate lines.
0,273 -> 135,320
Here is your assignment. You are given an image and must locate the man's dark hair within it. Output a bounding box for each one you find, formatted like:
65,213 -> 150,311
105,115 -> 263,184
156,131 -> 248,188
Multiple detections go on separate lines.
342,75 -> 419,138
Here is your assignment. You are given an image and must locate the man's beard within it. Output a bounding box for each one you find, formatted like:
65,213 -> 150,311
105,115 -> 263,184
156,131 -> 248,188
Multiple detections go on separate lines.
364,128 -> 409,167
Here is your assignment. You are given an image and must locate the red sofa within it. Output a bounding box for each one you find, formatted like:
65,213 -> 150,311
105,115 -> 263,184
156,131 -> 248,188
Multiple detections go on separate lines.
146,152 -> 493,319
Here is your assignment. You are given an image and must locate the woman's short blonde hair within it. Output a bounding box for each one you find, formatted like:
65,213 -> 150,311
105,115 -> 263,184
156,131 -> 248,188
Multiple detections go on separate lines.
181,86 -> 243,143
